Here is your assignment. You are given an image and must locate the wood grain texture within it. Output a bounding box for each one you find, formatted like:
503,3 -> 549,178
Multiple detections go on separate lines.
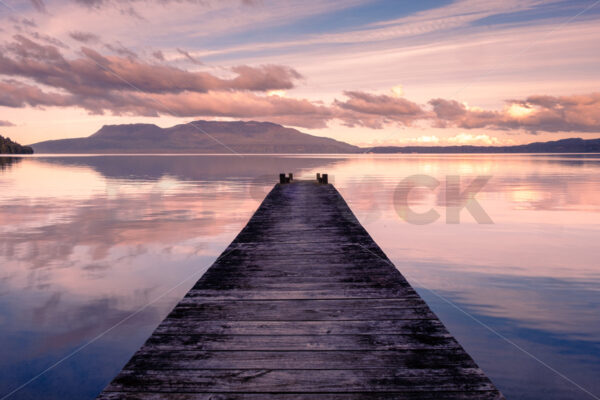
97,181 -> 505,399
98,393 -> 505,400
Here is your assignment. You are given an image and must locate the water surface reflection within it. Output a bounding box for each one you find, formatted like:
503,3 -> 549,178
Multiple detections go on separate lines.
0,154 -> 598,400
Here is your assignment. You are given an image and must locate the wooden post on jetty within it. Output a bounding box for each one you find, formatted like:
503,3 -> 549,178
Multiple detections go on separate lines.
280,173 -> 293,184
316,173 -> 328,184
97,174 -> 505,399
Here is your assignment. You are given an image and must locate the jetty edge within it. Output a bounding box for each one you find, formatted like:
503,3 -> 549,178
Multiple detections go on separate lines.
97,174 -> 505,399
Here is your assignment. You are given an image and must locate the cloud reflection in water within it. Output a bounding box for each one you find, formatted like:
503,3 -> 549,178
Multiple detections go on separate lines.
0,154 -> 599,400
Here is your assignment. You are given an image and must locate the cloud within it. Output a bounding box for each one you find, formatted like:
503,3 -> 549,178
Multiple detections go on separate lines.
15,17 -> 37,28
390,84 -> 403,98
0,120 -> 16,127
39,0 -> 258,14
104,42 -> 138,59
447,133 -> 501,145
74,0 -> 105,7
429,99 -> 467,125
510,94 -> 600,132
4,35 -> 65,63
0,36 -> 302,97
119,5 -> 145,20
0,35 -> 319,127
29,0 -> 46,12
30,32 -> 69,49
176,48 -> 203,65
388,135 -> 441,145
0,35 -> 325,128
2,35 -> 599,133
334,91 -> 428,128
69,31 -> 100,44
0,80 -> 73,108
152,50 -> 165,61
430,94 -> 600,133
230,64 -> 302,92
334,91 -> 600,133
93,90 -> 334,128
195,0 -> 549,58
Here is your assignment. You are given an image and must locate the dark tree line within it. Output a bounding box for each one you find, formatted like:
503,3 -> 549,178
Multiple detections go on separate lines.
0,135 -> 34,154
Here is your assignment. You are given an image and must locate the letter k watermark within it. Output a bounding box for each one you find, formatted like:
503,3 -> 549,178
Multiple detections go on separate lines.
394,174 -> 494,225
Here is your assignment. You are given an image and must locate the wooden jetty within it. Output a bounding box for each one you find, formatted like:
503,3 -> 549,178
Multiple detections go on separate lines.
98,175 -> 504,399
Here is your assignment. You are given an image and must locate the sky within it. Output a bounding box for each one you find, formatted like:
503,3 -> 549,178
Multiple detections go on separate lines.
0,0 -> 599,147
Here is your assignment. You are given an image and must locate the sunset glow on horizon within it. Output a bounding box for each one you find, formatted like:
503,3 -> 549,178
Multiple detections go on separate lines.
1,0 -> 600,147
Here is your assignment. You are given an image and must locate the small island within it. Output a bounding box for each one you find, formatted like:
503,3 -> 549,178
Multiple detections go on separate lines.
0,135 -> 34,154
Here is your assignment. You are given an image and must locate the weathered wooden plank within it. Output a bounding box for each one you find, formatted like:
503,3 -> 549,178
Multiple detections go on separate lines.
207,256 -> 393,269
205,263 -> 399,276
98,389 -> 504,400
192,281 -> 412,291
165,306 -> 434,321
173,298 -> 428,313
96,181 -> 504,399
123,349 -> 478,370
196,265 -> 400,277
184,288 -> 418,300
100,392 -> 505,400
140,334 -> 460,351
153,319 -> 445,335
194,276 -> 408,287
98,392 -> 505,400
104,368 -> 495,393
200,258 -> 400,270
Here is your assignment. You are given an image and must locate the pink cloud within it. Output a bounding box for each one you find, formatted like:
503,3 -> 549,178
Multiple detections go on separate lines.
0,80 -> 73,108
68,31 -> 100,44
0,35 -> 302,97
430,93 -> 600,133
176,48 -> 203,66
102,90 -> 334,129
2,35 -> 600,133
333,91 -> 428,128
29,0 -> 46,12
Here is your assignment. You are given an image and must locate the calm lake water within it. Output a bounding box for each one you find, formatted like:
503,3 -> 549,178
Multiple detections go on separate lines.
0,154 -> 599,400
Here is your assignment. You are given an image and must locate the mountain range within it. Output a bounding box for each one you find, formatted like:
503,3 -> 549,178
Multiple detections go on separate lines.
29,120 -> 600,154
31,121 -> 358,154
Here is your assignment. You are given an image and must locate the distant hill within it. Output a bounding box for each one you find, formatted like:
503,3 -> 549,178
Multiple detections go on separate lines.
0,135 -> 33,154
31,120 -> 359,154
30,122 -> 600,154
370,138 -> 600,153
